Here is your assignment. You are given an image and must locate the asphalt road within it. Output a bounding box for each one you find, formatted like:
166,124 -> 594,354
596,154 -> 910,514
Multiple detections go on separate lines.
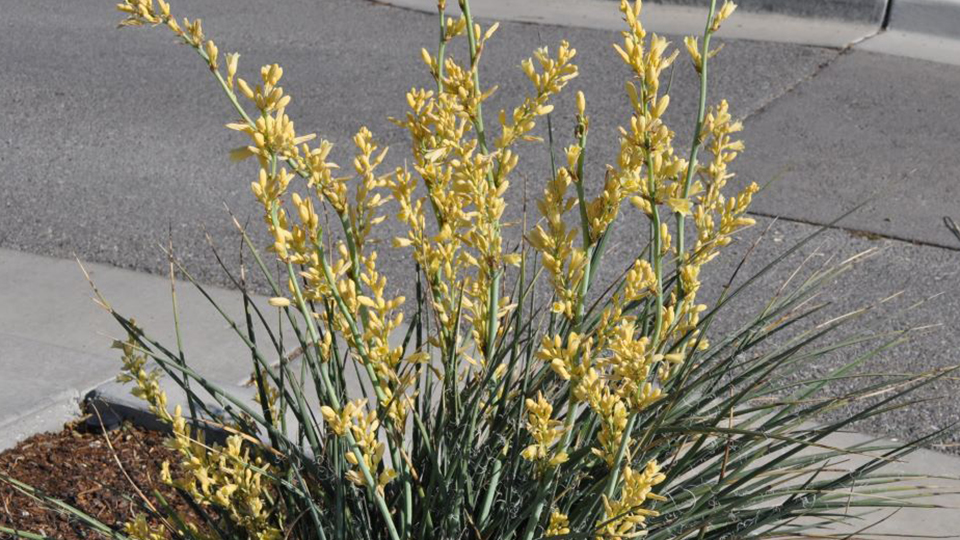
1,0 -> 835,286
2,0 -> 959,449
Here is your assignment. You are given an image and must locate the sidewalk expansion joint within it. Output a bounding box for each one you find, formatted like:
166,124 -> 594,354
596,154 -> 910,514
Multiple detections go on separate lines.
746,210 -> 960,252
741,43 -> 856,124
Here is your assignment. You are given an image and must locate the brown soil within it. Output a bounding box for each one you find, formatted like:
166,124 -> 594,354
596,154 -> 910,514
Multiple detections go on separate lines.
0,419 -> 193,539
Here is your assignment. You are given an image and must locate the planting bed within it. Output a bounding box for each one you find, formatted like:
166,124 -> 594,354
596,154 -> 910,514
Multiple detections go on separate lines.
0,419 -> 190,539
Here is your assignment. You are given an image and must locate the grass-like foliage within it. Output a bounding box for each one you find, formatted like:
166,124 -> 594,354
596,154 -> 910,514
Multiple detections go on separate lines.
2,0 -> 954,539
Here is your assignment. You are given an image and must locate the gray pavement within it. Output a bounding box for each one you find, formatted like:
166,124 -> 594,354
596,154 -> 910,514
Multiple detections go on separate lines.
384,0 -> 881,47
736,49 -> 960,249
651,0 -> 889,22
0,249 -> 277,450
888,0 -> 960,36
0,0 -> 959,527
0,0 -> 840,293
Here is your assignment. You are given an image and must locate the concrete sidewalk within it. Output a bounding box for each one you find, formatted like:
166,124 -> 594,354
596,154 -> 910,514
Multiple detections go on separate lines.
0,248 -> 274,450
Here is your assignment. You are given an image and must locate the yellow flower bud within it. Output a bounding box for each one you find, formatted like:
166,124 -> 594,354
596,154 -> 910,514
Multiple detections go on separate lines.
420,48 -> 433,70
204,40 -> 218,70
159,460 -> 172,483
576,90 -> 586,116
712,1 -> 737,32
482,22 -> 499,42
684,36 -> 702,72
236,78 -> 255,100
268,297 -> 291,308
653,94 -> 670,118
166,17 -> 181,34
225,52 -> 239,89
546,512 -> 571,537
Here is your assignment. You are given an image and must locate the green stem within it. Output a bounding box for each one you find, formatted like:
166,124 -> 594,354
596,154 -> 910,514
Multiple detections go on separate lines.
573,128 -> 591,250
459,0 -> 490,160
675,0 -> 718,295
647,158 -> 664,352
572,122 -> 592,330
280,227 -> 402,540
436,3 -> 447,93
166,240 -> 198,430
478,457 -> 503,526
487,270 -> 501,363
604,412 -> 638,498
521,397 -> 578,540
459,0 -> 501,366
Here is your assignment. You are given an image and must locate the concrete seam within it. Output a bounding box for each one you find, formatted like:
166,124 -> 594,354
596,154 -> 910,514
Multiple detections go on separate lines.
0,375 -> 117,431
0,390 -> 81,430
736,30 -> 960,254
740,47 -> 846,125
734,4 -> 892,123
746,209 -> 960,252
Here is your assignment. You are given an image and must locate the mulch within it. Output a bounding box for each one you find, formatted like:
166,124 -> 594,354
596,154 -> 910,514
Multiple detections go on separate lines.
0,419 -> 193,539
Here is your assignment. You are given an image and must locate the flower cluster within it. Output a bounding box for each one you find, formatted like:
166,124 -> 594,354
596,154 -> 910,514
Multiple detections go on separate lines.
596,460 -> 668,540
321,400 -> 397,495
521,392 -> 570,471
115,0 -> 418,533
109,1 -> 758,539
392,31 -> 577,365
519,2 -> 748,536
116,326 -> 280,540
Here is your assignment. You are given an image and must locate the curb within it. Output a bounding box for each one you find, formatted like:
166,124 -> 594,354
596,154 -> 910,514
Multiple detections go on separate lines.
378,0 -> 879,48
375,0 -> 960,65
886,0 -> 960,36
0,247 -> 281,451
646,0 -> 889,24
84,386 -> 234,447
0,390 -> 85,452
859,0 -> 960,66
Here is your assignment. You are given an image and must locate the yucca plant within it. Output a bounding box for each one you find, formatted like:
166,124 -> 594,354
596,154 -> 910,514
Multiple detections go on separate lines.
2,0 -> 954,539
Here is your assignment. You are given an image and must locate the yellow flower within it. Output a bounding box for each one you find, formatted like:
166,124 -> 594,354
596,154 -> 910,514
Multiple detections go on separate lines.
546,511 -> 571,537
204,39 -> 218,70
596,460 -> 667,539
225,52 -> 240,89
521,392 -> 568,469
712,1 -> 738,32
684,36 -> 702,72
268,296 -> 291,307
